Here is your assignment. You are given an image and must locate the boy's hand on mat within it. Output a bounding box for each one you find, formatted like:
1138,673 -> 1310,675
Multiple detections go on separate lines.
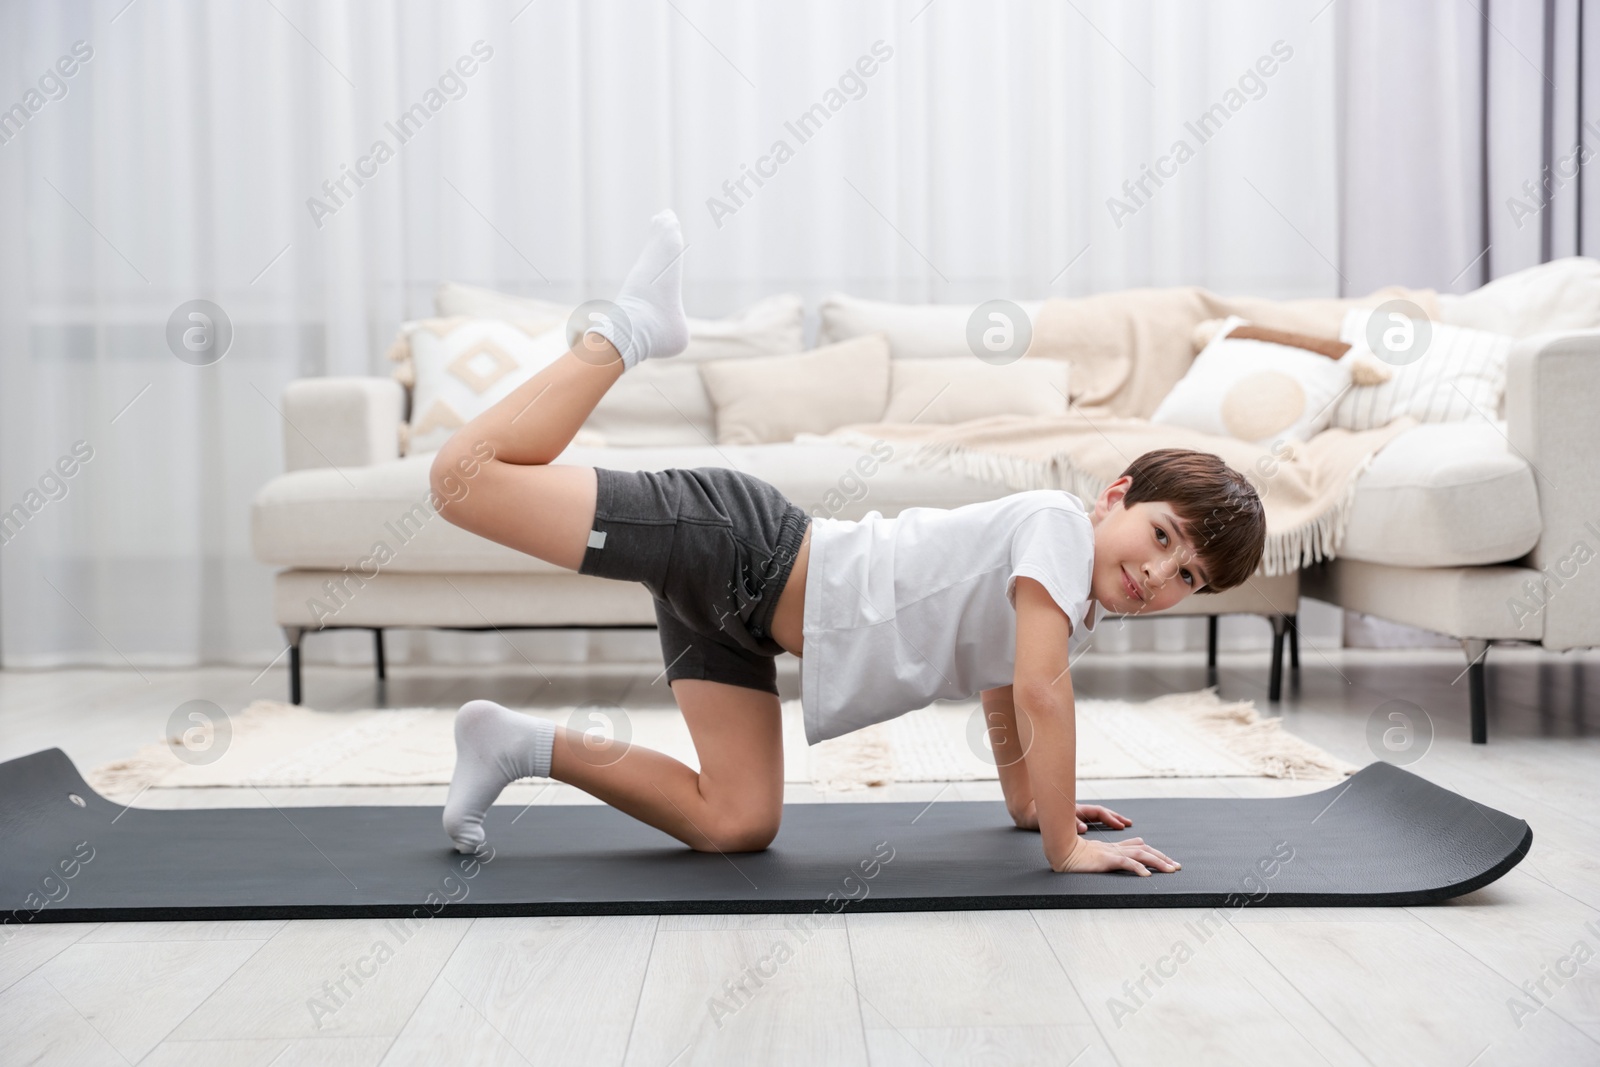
1075,803 -> 1131,834
1013,801 -> 1134,835
1052,836 -> 1181,876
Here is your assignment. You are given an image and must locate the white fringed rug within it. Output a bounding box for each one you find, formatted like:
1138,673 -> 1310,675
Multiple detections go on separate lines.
88,686 -> 1357,800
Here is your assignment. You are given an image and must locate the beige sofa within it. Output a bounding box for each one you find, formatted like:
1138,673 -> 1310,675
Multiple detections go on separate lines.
251,270 -> 1600,743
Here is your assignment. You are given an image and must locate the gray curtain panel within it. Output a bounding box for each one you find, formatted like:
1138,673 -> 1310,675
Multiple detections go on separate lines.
1339,0 -> 1600,295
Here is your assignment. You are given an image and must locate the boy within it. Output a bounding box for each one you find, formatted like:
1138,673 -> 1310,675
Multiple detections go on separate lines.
433,210 -> 1267,875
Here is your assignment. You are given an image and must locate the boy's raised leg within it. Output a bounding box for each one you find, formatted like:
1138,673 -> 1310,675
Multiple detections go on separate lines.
438,209 -> 784,857
437,207 -> 688,472
429,210 -> 689,570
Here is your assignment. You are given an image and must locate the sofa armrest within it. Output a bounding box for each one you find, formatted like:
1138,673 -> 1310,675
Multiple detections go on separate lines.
1504,329 -> 1600,650
281,377 -> 404,471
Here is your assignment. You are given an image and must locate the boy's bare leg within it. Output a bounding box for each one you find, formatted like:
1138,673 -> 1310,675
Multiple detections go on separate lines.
434,210 -> 689,569
439,210 -> 783,856
461,340 -> 627,465
550,679 -> 785,854
432,346 -> 619,573
447,688 -> 782,855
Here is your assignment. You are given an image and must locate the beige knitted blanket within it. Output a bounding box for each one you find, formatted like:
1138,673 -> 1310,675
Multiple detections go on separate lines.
819,286 -> 1436,578
1030,284 -> 1440,417
822,413 -> 1416,578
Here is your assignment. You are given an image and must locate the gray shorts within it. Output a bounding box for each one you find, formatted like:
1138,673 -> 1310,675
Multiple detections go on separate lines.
578,466 -> 810,695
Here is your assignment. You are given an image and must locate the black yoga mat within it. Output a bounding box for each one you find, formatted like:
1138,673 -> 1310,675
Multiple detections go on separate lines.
1,748 -> 1529,923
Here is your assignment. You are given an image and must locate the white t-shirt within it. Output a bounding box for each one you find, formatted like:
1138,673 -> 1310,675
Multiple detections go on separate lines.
799,489 -> 1100,744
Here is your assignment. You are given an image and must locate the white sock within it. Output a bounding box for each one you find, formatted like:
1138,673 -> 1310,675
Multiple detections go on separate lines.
584,208 -> 690,369
442,699 -> 557,854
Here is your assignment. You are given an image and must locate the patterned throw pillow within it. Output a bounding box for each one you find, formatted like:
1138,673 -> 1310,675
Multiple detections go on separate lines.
1333,309 -> 1512,431
1150,316 -> 1354,446
395,316 -> 575,455
422,287 -> 809,447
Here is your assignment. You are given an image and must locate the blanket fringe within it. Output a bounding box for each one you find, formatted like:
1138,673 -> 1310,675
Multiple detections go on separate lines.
829,429 -> 1385,578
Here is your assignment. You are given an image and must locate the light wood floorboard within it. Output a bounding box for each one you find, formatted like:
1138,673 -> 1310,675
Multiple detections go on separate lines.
2,647 -> 1597,1065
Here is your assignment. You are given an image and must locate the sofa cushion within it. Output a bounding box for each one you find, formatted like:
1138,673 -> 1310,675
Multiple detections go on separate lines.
1336,420 -> 1541,567
253,421 -> 1540,575
253,453 -> 554,575
740,440 -> 1015,520
401,317 -> 571,455
251,441 -> 1018,574
1335,311 -> 1512,431
698,334 -> 892,445
1150,315 -> 1352,446
882,357 -> 1070,424
1438,256 -> 1600,338
817,292 -> 1046,359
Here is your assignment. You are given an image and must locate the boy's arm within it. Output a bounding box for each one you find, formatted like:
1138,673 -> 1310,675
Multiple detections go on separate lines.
986,685 -> 1126,834
1010,577 -> 1081,870
1012,578 -> 1171,875
979,686 -> 1036,826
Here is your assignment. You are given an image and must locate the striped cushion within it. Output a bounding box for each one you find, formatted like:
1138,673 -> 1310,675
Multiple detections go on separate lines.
1333,310 -> 1511,431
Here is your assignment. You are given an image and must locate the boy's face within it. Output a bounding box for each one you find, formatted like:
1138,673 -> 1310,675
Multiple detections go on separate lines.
1087,476 -> 1209,614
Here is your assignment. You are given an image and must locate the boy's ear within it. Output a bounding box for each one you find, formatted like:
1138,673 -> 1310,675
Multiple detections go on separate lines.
1096,475 -> 1132,517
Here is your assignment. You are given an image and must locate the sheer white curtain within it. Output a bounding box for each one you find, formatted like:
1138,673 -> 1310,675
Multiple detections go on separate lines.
0,0 -> 1342,670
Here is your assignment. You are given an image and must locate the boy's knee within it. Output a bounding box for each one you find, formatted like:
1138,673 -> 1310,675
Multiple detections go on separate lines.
430,446 -> 496,523
695,807 -> 781,853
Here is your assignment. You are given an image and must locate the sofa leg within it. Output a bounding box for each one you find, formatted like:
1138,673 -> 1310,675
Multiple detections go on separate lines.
374,628 -> 387,682
283,626 -> 304,706
1268,615 -> 1285,702
1462,638 -> 1490,744
1287,613 -> 1300,671
1205,614 -> 1219,688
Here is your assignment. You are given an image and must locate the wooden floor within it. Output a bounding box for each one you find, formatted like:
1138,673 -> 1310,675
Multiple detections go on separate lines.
2,645 -> 1598,1066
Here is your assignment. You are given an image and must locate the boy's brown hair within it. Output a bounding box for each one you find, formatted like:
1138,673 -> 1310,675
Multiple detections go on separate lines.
1116,448 -> 1267,595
